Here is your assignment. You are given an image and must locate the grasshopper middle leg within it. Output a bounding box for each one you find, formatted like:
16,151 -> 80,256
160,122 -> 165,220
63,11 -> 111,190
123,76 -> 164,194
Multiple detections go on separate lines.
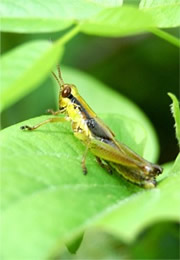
96,157 -> 113,175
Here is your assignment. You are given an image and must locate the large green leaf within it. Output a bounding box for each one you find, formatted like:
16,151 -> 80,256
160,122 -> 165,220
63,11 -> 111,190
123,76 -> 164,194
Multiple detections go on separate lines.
0,27 -> 79,112
81,6 -> 154,37
1,0 -> 179,46
140,0 -> 180,28
0,41 -> 62,111
1,113 -> 160,259
80,2 -> 179,45
94,154 -> 180,242
0,0 -> 103,33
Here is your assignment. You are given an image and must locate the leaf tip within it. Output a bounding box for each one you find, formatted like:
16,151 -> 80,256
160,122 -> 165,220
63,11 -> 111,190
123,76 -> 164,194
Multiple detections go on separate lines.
168,92 -> 180,148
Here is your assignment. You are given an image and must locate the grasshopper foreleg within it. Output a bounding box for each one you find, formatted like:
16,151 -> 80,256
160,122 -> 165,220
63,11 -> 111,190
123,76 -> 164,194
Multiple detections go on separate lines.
47,109 -> 62,115
20,117 -> 67,131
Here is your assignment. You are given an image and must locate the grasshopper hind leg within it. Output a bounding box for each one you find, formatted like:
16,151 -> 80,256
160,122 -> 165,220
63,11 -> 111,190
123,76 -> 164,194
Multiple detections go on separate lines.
96,157 -> 113,175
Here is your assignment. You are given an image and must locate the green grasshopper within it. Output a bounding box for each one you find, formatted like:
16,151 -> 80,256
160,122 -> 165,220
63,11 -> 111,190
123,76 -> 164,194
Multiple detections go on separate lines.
21,65 -> 162,188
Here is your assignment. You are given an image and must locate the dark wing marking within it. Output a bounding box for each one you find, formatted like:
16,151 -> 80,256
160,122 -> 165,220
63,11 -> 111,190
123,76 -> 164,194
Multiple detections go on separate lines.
69,94 -> 115,140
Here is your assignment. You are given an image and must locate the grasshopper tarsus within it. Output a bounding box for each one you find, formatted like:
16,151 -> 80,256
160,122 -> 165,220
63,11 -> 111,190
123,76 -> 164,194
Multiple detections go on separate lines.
82,161 -> 88,175
83,168 -> 88,175
20,125 -> 33,131
105,164 -> 113,175
47,109 -> 56,115
108,168 -> 113,175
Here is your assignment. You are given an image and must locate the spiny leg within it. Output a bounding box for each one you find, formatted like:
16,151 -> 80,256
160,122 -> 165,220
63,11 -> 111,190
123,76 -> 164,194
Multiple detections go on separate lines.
20,117 -> 67,131
96,157 -> 113,175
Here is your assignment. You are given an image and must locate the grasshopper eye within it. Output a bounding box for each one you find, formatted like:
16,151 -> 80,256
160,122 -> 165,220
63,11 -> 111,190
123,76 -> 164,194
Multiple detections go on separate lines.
62,85 -> 71,98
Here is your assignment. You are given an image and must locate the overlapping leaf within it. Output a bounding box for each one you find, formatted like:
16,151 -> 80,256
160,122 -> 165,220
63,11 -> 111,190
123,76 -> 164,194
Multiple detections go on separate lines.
140,0 -> 180,28
0,41 -> 63,111
81,6 -> 155,37
0,0 -> 103,33
1,0 -> 179,39
0,27 -> 79,112
94,154 -> 180,242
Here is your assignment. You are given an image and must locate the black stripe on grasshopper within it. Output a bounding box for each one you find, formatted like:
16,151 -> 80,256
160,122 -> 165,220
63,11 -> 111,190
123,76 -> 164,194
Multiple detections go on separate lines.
68,93 -> 113,141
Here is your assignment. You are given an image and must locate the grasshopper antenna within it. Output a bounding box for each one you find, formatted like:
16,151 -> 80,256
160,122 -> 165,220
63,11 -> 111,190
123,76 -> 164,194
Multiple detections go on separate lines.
51,65 -> 65,88
57,65 -> 64,85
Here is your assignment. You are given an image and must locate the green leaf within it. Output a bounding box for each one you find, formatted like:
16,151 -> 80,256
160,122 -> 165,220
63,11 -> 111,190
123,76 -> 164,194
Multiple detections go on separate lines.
92,0 -> 123,7
149,28 -> 180,47
168,93 -> 180,147
1,113 -> 158,259
81,6 -> 155,37
59,223 -> 180,259
0,0 -> 103,33
94,154 -> 180,242
0,41 -> 62,111
80,1 -> 179,45
66,233 -> 84,254
140,0 -> 180,28
0,26 -> 79,112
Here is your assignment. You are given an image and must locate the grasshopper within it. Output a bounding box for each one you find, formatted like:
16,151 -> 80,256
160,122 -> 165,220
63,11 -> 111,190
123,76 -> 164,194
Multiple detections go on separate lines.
21,65 -> 162,188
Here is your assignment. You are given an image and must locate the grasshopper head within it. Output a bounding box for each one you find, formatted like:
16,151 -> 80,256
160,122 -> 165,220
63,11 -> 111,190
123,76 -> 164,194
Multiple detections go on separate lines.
51,65 -> 79,110
59,84 -> 79,108
61,84 -> 78,98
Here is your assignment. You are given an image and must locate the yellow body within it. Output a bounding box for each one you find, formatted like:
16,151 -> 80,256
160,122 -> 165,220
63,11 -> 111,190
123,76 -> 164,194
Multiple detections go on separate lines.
60,84 -> 93,142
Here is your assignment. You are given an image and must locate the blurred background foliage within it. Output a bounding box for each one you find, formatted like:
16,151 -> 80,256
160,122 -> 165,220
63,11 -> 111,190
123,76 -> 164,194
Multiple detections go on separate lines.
1,27 -> 179,163
1,28 -> 179,259
1,0 -> 179,258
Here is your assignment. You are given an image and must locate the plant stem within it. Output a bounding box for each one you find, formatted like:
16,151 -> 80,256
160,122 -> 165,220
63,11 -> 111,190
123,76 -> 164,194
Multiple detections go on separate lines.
56,24 -> 80,47
150,28 -> 180,47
